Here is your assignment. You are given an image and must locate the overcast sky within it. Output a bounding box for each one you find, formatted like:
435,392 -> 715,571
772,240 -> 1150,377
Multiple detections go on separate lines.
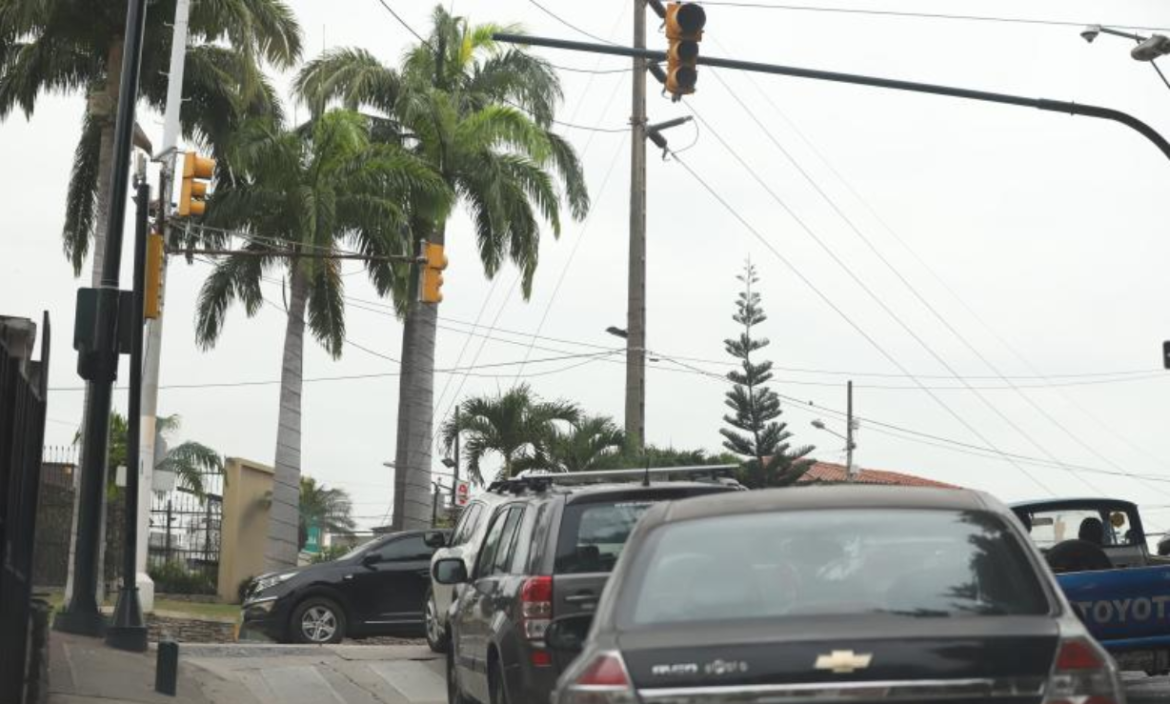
5,0 -> 1170,530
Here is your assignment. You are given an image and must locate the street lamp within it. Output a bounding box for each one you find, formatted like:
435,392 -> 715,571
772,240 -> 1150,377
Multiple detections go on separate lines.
1081,24 -> 1170,89
606,326 -> 628,339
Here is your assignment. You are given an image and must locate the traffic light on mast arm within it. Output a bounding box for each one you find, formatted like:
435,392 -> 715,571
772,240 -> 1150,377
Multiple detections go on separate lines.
178,151 -> 215,217
665,2 -> 706,100
420,242 -> 448,304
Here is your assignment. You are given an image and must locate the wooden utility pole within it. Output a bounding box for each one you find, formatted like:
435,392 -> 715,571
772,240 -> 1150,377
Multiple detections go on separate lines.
626,0 -> 648,450
846,380 -> 856,481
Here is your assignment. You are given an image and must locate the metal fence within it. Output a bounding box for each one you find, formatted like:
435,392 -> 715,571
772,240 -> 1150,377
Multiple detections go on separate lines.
0,314 -> 50,704
148,470 -> 223,595
33,449 -> 77,588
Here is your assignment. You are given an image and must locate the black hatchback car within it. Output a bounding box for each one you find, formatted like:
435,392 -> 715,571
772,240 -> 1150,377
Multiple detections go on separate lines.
240,528 -> 448,643
433,468 -> 741,704
546,485 -> 1125,704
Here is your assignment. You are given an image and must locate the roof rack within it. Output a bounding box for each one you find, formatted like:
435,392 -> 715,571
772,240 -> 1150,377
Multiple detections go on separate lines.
488,464 -> 741,494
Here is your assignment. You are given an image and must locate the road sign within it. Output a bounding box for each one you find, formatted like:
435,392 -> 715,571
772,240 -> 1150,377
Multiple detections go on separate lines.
304,522 -> 321,554
454,480 -> 471,507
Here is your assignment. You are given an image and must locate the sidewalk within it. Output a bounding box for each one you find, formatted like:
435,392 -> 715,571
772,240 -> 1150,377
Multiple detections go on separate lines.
46,631 -> 444,704
47,631 -> 252,704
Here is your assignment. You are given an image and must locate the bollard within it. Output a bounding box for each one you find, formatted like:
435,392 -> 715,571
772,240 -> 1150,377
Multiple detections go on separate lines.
155,640 -> 179,696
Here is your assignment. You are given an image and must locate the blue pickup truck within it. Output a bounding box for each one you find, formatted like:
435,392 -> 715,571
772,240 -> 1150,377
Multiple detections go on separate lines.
1013,498 -> 1170,673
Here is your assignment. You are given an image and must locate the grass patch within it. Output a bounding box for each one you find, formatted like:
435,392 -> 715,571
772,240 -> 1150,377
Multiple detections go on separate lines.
37,590 -> 239,621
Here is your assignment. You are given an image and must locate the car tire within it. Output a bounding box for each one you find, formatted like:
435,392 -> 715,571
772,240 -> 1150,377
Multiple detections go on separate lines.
447,646 -> 468,704
290,597 -> 346,644
425,587 -> 448,653
489,660 -> 510,704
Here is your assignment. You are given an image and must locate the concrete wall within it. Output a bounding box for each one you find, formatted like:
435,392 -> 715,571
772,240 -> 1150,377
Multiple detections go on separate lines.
217,458 -> 274,603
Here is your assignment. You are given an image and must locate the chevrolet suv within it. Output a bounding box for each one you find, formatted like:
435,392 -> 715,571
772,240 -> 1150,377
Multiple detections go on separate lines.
433,467 -> 741,704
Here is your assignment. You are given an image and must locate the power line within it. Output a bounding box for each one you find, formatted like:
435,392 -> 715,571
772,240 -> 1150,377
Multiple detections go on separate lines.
371,0 -> 428,43
681,100 -> 1109,495
708,44 -> 1170,490
528,0 -> 619,45
693,2 -> 1170,33
695,69 -> 1149,498
658,353 -> 1170,488
552,119 -> 628,133
664,148 -> 1054,495
549,63 -> 628,75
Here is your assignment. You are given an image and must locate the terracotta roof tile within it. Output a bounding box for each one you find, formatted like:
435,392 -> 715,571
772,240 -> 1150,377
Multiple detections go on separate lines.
797,461 -> 960,489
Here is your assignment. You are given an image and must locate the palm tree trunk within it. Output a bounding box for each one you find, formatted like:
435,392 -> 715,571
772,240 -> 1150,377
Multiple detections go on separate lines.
392,237 -> 437,530
266,266 -> 309,570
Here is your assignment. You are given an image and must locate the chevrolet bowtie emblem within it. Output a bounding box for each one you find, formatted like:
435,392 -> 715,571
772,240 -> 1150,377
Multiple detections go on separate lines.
814,650 -> 873,674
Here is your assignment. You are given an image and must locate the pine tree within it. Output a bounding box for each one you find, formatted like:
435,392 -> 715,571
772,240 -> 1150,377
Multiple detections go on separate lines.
720,262 -> 814,488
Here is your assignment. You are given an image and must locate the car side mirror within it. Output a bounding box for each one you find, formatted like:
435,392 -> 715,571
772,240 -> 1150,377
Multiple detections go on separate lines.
361,552 -> 381,567
424,530 -> 448,549
433,558 -> 468,585
544,613 -> 593,655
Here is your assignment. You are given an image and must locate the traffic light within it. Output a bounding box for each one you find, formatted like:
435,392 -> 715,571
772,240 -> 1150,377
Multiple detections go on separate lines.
665,2 -> 706,100
421,242 -> 448,304
144,231 -> 164,319
178,151 -> 215,217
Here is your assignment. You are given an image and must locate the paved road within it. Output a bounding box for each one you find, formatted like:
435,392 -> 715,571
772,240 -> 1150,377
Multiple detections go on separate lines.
184,644 -> 446,704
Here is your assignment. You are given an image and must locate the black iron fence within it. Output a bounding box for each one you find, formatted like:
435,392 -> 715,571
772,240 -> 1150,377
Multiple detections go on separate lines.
33,449 -> 77,588
0,314 -> 50,704
148,471 -> 222,595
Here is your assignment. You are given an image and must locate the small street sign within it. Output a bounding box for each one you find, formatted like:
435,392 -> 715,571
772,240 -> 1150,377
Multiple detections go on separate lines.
304,522 -> 321,554
454,480 -> 471,507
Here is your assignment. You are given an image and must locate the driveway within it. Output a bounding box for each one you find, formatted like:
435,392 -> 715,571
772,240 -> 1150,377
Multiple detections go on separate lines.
184,643 -> 446,704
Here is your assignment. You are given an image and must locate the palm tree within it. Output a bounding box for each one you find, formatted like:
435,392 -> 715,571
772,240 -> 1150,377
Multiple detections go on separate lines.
0,0 -> 302,278
75,412 -> 222,498
295,5 -> 589,529
194,108 -> 450,570
298,477 -> 356,551
153,414 -> 222,498
541,415 -> 625,473
441,385 -> 579,484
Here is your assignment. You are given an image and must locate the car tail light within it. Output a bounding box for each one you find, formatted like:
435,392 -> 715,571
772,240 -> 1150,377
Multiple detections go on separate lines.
521,576 -> 553,642
559,652 -> 637,704
1043,638 -> 1122,704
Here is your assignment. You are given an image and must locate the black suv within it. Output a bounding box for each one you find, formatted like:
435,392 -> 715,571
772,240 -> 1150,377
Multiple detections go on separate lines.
240,528 -> 448,643
433,468 -> 740,704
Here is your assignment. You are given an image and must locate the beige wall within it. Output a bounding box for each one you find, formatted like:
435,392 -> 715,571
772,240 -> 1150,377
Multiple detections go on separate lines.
217,458 -> 274,603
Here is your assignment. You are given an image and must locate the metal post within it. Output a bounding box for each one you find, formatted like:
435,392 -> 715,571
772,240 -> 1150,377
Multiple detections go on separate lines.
449,407 -> 460,505
846,380 -> 855,482
138,0 -> 191,615
203,501 -> 212,564
55,0 -> 150,638
164,500 -> 173,563
431,484 -> 439,528
626,0 -> 648,451
106,171 -> 149,652
492,33 -> 1170,162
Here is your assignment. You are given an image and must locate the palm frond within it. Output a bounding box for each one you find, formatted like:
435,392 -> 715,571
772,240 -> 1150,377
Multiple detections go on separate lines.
194,246 -> 269,349
61,111 -> 102,275
294,47 -> 400,116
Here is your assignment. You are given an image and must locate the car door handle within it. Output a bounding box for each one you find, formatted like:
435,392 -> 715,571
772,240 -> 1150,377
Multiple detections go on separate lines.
565,593 -> 596,603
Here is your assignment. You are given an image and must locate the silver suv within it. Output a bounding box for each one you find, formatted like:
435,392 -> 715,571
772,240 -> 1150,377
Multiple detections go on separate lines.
425,490 -> 510,652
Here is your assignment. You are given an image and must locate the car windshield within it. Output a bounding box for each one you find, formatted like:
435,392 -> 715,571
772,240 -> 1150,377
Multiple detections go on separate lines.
622,509 -> 1049,626
1022,507 -> 1138,548
555,500 -> 661,574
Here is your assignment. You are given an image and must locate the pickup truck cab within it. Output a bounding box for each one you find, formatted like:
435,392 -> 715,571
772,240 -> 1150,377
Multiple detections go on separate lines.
1013,497 -> 1170,673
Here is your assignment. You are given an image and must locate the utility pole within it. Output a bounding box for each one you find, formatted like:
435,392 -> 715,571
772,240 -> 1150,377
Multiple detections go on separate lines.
846,380 -> 855,481
105,162 -> 150,652
448,406 -> 460,505
626,0 -> 648,451
55,0 -> 150,638
137,0 -> 192,614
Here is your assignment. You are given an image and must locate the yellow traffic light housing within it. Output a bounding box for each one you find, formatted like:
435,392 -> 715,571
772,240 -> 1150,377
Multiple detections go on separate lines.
665,2 -> 706,100
179,151 -> 215,217
144,232 -> 165,319
421,242 -> 448,304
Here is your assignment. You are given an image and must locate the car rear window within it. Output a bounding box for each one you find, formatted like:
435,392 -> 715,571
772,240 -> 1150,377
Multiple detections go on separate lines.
622,509 -> 1049,626
554,500 -> 660,574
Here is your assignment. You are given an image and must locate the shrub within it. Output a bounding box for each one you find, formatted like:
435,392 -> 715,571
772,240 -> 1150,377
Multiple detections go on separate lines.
148,560 -> 215,595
